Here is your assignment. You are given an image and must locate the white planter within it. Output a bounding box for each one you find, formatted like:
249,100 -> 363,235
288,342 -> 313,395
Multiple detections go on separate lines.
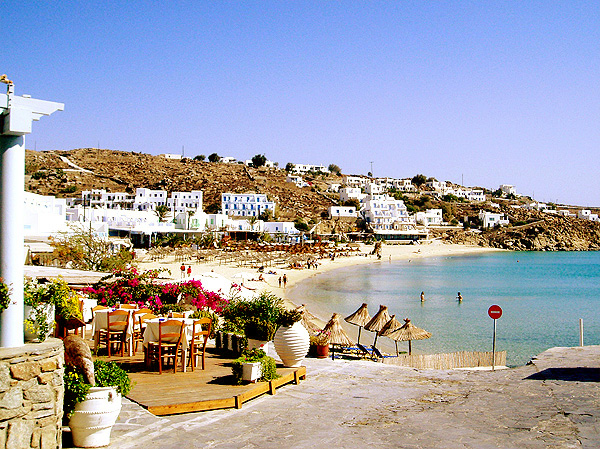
274,321 -> 310,367
69,386 -> 122,448
242,362 -> 262,383
24,304 -> 55,342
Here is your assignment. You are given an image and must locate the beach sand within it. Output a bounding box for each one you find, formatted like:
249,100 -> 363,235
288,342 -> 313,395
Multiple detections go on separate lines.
137,241 -> 502,353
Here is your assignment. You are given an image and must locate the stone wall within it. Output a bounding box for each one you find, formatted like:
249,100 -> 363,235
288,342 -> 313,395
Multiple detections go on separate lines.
0,338 -> 64,449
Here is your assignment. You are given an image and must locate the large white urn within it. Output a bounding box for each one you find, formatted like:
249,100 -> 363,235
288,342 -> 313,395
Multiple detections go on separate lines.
274,321 -> 310,367
69,386 -> 122,447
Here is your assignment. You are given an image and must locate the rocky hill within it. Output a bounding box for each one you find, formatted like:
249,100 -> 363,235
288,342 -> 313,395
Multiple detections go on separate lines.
25,148 -> 340,221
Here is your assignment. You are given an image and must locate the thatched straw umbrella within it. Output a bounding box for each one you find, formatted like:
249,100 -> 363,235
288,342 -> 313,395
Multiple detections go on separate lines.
386,318 -> 431,355
323,313 -> 354,359
364,305 -> 391,349
378,315 -> 403,356
344,303 -> 371,345
296,305 -> 322,335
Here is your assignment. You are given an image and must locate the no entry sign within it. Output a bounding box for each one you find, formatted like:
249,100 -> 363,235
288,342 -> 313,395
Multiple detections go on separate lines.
488,305 -> 503,320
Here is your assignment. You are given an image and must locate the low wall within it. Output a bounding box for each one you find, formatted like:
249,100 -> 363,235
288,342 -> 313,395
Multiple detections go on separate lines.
382,350 -> 507,370
0,338 -> 64,449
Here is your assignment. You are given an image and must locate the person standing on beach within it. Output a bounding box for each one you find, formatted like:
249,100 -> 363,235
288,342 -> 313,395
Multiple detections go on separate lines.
283,274 -> 287,288
278,276 -> 282,288
456,292 -> 463,302
187,265 -> 192,278
421,291 -> 425,302
180,264 -> 185,279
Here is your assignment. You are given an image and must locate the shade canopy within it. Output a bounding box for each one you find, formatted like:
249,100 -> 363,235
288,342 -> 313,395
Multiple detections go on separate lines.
345,303 -> 371,327
364,305 -> 390,333
386,318 -> 431,355
296,304 -> 322,335
378,315 -> 402,337
322,313 -> 354,346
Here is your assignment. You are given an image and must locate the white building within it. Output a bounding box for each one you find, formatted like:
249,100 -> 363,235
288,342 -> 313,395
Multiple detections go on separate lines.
365,183 -> 384,195
221,156 -> 237,164
362,194 -> 412,231
167,191 -> 203,214
415,209 -> 444,226
328,206 -> 358,219
291,163 -> 327,174
160,153 -> 182,160
467,190 -> 486,202
339,187 -> 366,204
81,189 -> 134,209
24,192 -> 69,237
577,210 -> 600,222
478,210 -> 510,229
500,184 -> 517,196
221,193 -> 276,217
426,180 -> 447,191
327,183 -> 341,193
286,174 -> 309,188
245,159 -> 276,168
342,175 -> 369,189
133,188 -> 168,211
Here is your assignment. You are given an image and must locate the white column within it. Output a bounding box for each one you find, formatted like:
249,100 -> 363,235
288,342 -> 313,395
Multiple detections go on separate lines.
0,135 -> 25,347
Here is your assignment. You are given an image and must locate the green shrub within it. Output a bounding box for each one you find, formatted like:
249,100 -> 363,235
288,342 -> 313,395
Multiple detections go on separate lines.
278,309 -> 302,327
231,348 -> 279,385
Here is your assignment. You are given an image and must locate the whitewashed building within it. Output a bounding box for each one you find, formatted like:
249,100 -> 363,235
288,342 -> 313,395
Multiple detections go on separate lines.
291,163 -> 327,174
500,184 -> 517,196
81,189 -> 134,209
24,192 -> 69,237
328,206 -> 358,218
167,191 -> 203,214
160,153 -> 182,160
577,210 -> 600,222
415,209 -> 444,226
221,193 -> 276,217
478,210 -> 510,228
362,194 -> 412,231
133,188 -> 168,211
286,174 -> 309,188
339,187 -> 366,204
426,180 -> 447,191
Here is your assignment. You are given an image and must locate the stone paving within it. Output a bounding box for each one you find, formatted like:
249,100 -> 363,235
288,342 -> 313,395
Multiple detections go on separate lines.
64,346 -> 599,449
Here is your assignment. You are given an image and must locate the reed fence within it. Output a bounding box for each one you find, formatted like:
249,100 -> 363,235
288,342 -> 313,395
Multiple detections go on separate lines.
382,350 -> 507,370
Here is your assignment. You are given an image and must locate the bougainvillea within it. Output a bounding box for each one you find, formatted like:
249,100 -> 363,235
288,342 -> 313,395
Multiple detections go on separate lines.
84,267 -> 227,313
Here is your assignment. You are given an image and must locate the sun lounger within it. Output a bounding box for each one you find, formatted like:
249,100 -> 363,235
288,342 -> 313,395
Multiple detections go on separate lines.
356,343 -> 376,360
371,346 -> 397,361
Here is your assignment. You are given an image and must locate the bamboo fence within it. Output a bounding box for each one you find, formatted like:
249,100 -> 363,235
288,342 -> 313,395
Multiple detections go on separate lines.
382,350 -> 507,370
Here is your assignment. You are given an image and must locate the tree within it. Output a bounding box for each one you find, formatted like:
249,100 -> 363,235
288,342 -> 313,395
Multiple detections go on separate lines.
367,171 -> 373,178
328,164 -> 342,176
251,154 -> 267,168
411,174 -> 427,187
194,154 -> 206,161
285,162 -> 295,172
294,219 -> 309,232
208,153 -> 221,163
247,215 -> 259,231
258,209 -> 273,222
49,224 -> 131,271
343,198 -> 360,210
154,205 -> 170,222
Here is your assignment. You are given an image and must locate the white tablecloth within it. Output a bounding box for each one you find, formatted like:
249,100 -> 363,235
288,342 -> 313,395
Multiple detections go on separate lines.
92,309 -> 136,355
143,318 -> 194,351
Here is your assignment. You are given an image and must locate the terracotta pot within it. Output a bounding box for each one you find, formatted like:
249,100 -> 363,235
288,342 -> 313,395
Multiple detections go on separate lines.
315,344 -> 329,359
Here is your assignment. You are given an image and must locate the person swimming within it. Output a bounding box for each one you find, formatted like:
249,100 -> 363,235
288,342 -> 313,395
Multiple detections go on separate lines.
456,292 -> 463,302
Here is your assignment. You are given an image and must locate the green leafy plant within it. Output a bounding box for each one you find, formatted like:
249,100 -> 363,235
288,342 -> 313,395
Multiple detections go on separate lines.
244,319 -> 277,341
0,279 -> 11,314
64,360 -> 133,418
277,309 -> 302,328
310,331 -> 330,346
190,309 -> 219,339
221,292 -> 284,336
231,348 -> 279,385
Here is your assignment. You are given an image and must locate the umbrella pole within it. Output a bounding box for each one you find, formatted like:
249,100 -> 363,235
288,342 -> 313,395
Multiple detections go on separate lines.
395,341 -> 398,356
331,344 -> 335,360
408,340 -> 412,355
372,334 -> 378,349
357,327 -> 362,344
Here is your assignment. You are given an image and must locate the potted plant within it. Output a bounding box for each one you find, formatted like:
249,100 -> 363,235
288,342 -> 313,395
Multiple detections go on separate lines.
310,332 -> 330,359
0,278 -> 11,314
244,318 -> 277,352
65,360 -> 132,447
231,348 -> 279,384
274,309 -> 310,367
23,278 -> 58,342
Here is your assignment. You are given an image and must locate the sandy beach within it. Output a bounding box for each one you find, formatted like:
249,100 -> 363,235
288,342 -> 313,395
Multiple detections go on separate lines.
138,241 -> 502,335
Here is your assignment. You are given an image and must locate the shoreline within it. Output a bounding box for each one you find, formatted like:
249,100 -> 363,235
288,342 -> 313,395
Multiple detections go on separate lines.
138,242 -> 504,352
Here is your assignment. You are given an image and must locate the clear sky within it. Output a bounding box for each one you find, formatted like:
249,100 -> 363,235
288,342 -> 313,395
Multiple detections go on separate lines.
5,1 -> 599,206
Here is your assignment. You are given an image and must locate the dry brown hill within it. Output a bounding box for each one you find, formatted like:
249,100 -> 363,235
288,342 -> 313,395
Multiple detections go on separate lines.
25,148 -> 340,221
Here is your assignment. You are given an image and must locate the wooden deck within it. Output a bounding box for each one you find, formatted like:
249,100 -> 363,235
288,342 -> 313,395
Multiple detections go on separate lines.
94,348 -> 306,416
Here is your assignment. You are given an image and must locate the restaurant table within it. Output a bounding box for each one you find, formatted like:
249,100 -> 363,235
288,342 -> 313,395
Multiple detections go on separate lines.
92,308 -> 137,356
143,318 -> 195,372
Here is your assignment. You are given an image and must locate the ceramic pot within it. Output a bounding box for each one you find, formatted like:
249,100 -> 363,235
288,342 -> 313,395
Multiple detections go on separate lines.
315,344 -> 329,359
24,304 -> 55,342
242,362 -> 262,383
273,321 -> 310,367
69,386 -> 122,447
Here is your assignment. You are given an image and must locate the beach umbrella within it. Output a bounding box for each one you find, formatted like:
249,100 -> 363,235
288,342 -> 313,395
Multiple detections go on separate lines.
296,304 -> 322,335
344,303 -> 371,345
323,313 -> 354,359
364,305 -> 391,349
378,315 -> 403,356
386,318 -> 431,355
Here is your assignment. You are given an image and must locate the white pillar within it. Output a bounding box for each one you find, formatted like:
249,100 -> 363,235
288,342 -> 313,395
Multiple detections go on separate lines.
0,135 -> 25,347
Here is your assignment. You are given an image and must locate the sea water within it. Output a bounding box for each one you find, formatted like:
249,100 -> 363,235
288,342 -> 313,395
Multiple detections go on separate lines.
288,251 -> 600,366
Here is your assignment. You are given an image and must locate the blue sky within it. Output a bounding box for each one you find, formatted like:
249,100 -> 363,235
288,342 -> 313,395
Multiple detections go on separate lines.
5,1 -> 599,206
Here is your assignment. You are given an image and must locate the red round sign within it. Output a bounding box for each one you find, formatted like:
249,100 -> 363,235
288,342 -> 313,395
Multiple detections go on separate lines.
488,305 -> 503,319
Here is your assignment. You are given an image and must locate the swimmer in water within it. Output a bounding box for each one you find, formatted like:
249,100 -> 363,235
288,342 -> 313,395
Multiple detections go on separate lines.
421,291 -> 425,302
456,292 -> 463,302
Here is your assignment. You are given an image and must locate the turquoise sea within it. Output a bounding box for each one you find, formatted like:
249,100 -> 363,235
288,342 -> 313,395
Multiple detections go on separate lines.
288,251 -> 600,366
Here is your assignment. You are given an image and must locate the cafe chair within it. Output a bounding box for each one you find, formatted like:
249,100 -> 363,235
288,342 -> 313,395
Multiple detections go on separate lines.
147,319 -> 185,374
134,313 -> 157,354
188,317 -> 212,371
97,309 -> 130,357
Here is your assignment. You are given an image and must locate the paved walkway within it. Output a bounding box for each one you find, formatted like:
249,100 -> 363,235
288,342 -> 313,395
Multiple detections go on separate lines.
65,346 -> 599,448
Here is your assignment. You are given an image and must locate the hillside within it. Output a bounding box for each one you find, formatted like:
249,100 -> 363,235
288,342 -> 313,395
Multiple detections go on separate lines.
25,148 -> 339,221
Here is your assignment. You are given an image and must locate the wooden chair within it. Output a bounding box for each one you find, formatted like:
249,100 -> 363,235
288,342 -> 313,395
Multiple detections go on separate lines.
147,319 -> 185,374
92,305 -> 108,313
97,310 -> 130,357
187,317 -> 211,371
134,313 -> 156,354
168,311 -> 185,318
118,304 -> 137,310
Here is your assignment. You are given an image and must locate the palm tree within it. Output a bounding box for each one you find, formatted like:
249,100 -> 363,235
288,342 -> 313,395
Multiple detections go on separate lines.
247,215 -> 258,231
154,205 -> 170,223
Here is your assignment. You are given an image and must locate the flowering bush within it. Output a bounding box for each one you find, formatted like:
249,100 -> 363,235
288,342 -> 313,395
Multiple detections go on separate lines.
84,267 -> 227,313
